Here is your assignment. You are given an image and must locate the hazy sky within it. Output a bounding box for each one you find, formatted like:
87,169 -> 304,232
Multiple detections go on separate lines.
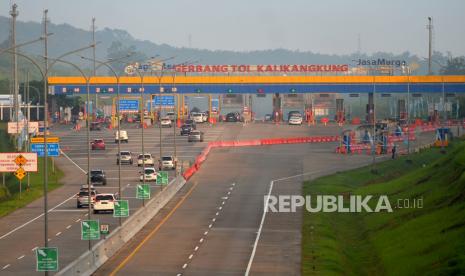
1,0 -> 465,56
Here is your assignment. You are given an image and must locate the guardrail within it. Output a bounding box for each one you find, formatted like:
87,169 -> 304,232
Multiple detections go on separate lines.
57,176 -> 186,276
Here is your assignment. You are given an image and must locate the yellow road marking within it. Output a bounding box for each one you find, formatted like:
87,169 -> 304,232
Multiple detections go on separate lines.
110,181 -> 199,276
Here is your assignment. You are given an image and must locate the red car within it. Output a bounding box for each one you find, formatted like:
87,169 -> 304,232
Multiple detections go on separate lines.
91,139 -> 106,150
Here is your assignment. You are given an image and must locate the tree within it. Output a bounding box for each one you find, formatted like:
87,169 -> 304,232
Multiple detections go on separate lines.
106,41 -> 147,75
440,57 -> 465,75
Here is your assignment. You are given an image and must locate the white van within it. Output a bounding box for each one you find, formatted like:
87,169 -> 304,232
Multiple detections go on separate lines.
115,130 -> 129,143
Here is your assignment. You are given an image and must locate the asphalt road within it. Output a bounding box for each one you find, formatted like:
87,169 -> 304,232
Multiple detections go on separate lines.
95,140 -> 378,276
0,121 -> 438,275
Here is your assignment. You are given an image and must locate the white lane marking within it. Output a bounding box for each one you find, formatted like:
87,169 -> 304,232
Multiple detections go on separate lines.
182,263 -> 188,269
55,232 -> 62,236
17,255 -> 25,260
194,246 -> 199,251
221,196 -> 228,200
232,183 -> 236,186
245,180 -> 274,276
188,254 -> 193,260
75,218 -> 81,223
66,225 -> 72,229
0,193 -> 78,240
227,191 -> 231,195
215,212 -> 219,216
244,170 -> 323,276
229,187 -> 233,190
48,238 -> 51,242
218,206 -> 222,210
222,201 -> 225,205
199,238 -> 204,243
208,224 -> 212,228
204,231 -> 208,235
60,149 -> 86,174
31,246 -> 38,252
212,218 -> 216,222
177,274 -> 182,276
2,264 -> 10,270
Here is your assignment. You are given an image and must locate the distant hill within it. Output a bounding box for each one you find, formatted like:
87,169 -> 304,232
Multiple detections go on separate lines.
0,15 -> 454,79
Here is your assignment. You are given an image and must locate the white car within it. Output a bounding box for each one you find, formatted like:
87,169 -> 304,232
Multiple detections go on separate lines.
160,117 -> 172,127
140,167 -> 157,182
115,130 -> 129,143
166,112 -> 176,121
137,153 -> 155,167
191,113 -> 203,123
93,193 -> 116,214
289,114 -> 303,125
200,112 -> 208,122
117,151 -> 133,165
159,156 -> 177,170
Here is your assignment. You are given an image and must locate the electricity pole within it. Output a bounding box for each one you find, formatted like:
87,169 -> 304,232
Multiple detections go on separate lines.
427,17 -> 433,75
10,4 -> 19,150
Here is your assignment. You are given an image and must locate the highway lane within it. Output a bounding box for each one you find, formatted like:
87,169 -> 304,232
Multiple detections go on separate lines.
96,140 -> 377,275
0,122 -> 230,275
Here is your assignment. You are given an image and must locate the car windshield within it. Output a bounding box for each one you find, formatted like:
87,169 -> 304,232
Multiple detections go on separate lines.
139,154 -> 151,159
144,169 -> 155,174
96,195 -> 114,200
90,170 -> 103,175
162,156 -> 172,161
78,191 -> 95,196
94,139 -> 103,143
120,152 -> 130,156
190,131 -> 200,135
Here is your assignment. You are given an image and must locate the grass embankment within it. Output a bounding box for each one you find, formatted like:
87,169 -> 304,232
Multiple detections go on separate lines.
0,122 -> 63,217
302,140 -> 465,275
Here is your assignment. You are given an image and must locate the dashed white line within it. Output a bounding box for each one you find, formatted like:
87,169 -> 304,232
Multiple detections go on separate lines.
218,206 -> 222,210
227,191 -> 231,195
75,218 -> 81,223
188,254 -> 194,260
2,264 -> 10,270
212,218 -> 216,222
194,246 -> 199,251
221,201 -> 225,205
199,238 -> 204,243
56,232 -> 62,236
208,224 -> 212,228
31,246 -> 38,252
215,212 -> 219,216
204,231 -> 208,235
182,263 -> 188,269
66,225 -> 72,229
48,238 -> 51,242
17,255 -> 25,260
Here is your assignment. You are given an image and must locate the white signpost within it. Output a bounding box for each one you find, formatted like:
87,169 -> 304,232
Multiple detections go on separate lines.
7,121 -> 39,134
0,153 -> 38,172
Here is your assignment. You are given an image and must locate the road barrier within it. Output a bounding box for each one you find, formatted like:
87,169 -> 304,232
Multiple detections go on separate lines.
183,135 -> 340,180
57,176 -> 186,276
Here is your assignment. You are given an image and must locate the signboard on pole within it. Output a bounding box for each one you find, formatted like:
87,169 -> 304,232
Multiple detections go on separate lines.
113,200 -> 129,217
30,136 -> 60,143
0,153 -> 38,172
36,247 -> 58,272
119,99 -> 140,113
136,184 -> 151,199
8,121 -> 39,134
100,224 -> 109,235
81,220 -> 100,240
150,96 -> 175,108
157,171 -> 169,185
31,143 -> 60,157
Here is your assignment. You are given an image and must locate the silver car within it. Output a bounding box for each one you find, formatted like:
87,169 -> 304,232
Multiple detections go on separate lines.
188,130 -> 204,142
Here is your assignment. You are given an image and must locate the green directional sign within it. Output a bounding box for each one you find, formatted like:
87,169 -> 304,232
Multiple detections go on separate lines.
113,200 -> 129,217
81,220 -> 100,240
136,184 -> 151,199
36,247 -> 58,272
157,171 -> 169,185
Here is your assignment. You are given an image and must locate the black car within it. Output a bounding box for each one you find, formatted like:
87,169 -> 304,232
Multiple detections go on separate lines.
225,112 -> 240,122
90,169 -> 107,185
184,119 -> 197,129
180,124 -> 194,136
90,122 -> 102,131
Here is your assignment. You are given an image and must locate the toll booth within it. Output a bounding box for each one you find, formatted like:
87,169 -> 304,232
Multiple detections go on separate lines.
398,99 -> 407,124
366,92 -> 374,124
336,98 -> 345,125
434,127 -> 451,147
282,94 -> 305,121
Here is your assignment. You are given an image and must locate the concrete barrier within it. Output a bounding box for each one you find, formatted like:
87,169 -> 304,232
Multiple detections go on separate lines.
57,176 -> 186,276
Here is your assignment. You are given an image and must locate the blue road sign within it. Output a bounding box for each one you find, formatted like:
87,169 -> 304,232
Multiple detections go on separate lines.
31,143 -> 60,157
119,99 -> 140,112
147,96 -> 175,110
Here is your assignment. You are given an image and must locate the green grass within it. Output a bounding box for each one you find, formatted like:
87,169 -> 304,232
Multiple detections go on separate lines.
302,140 -> 465,275
0,122 -> 63,217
